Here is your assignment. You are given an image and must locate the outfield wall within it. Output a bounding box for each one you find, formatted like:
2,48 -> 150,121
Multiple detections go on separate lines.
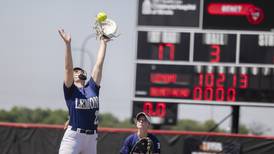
0,122 -> 274,154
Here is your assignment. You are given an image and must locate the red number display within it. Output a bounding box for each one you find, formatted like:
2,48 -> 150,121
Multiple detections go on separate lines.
216,73 -> 225,87
239,74 -> 248,89
205,73 -> 214,87
158,43 -> 175,60
150,87 -> 191,98
193,73 -> 249,101
150,73 -> 177,84
215,87 -> 225,101
143,102 -> 167,117
210,45 -> 221,62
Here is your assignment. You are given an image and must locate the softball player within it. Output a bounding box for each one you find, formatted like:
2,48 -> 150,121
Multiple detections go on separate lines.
120,112 -> 161,154
58,29 -> 109,154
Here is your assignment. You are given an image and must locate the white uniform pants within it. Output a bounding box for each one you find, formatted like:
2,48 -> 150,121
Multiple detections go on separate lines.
59,128 -> 97,154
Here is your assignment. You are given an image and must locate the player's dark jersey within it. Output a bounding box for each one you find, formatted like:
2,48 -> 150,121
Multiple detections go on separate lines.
63,78 -> 100,130
120,133 -> 161,154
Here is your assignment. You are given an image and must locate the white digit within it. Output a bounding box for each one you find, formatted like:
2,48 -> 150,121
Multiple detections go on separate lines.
94,110 -> 99,125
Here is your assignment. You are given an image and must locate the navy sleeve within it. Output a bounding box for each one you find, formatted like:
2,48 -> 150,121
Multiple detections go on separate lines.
63,83 -> 75,100
120,136 -> 132,154
149,134 -> 161,153
87,78 -> 100,95
154,138 -> 161,153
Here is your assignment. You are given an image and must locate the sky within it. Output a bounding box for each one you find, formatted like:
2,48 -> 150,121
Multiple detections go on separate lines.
0,0 -> 273,135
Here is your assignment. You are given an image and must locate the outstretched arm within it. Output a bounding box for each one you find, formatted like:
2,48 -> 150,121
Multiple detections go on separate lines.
58,29 -> 74,88
91,36 -> 110,86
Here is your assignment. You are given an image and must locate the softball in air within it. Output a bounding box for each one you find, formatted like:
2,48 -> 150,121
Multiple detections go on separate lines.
96,11 -> 107,22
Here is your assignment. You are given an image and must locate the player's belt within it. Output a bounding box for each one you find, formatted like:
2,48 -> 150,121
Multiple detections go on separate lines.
68,126 -> 97,135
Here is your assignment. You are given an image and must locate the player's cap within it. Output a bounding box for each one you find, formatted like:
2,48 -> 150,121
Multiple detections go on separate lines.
136,112 -> 151,123
73,67 -> 84,71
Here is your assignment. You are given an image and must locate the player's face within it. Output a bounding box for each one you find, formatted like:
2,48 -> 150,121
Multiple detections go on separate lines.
73,70 -> 84,81
136,116 -> 149,129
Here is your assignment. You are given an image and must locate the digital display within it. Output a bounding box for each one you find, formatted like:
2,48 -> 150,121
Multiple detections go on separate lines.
137,31 -> 190,61
193,33 -> 237,62
135,64 -> 274,103
240,34 -> 274,64
132,101 -> 178,125
134,0 -> 274,125
203,0 -> 274,31
135,31 -> 274,106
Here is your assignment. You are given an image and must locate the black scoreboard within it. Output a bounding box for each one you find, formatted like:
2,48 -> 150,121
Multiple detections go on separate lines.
132,0 -> 274,125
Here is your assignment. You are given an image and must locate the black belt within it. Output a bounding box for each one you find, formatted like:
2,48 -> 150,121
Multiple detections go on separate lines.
69,126 -> 97,135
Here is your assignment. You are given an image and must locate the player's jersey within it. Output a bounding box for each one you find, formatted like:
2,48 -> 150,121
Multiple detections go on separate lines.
120,133 -> 161,154
63,78 -> 100,130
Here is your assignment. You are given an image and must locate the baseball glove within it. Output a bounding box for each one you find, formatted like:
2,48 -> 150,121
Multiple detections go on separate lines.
93,12 -> 119,39
130,137 -> 154,154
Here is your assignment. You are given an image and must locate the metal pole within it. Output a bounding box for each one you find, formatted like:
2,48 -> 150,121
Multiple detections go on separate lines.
80,33 -> 96,68
231,105 -> 240,133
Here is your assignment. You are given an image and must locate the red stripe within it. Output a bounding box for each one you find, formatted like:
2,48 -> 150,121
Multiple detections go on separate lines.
100,127 -> 274,140
0,122 -> 64,129
0,122 -> 274,140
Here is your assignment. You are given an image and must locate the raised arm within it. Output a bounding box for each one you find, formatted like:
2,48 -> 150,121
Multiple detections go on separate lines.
58,29 -> 74,88
91,36 -> 109,86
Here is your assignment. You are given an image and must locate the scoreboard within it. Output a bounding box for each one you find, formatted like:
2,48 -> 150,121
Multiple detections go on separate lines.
132,0 -> 274,125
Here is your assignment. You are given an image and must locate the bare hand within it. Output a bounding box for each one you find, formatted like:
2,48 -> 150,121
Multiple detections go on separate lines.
58,29 -> 71,45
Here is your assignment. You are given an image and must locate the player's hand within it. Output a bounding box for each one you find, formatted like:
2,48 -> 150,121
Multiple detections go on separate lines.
100,35 -> 110,44
58,29 -> 71,45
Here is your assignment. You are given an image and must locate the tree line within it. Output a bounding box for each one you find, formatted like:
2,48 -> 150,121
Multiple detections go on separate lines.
0,106 -> 260,134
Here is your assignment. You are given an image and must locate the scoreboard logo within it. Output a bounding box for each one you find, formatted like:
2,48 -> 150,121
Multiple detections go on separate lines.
138,0 -> 200,27
207,3 -> 264,25
141,0 -> 197,16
